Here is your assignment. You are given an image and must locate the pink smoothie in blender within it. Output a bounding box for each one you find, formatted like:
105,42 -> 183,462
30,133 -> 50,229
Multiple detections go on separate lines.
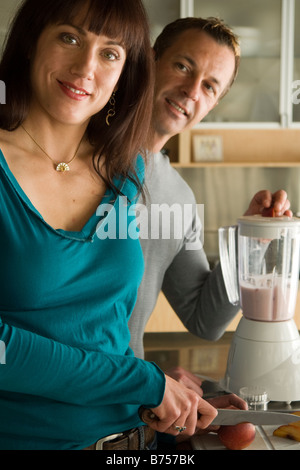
240,277 -> 292,322
238,216 -> 299,323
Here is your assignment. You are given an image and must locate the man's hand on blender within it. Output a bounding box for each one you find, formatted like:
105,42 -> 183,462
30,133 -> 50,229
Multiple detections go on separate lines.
244,189 -> 292,217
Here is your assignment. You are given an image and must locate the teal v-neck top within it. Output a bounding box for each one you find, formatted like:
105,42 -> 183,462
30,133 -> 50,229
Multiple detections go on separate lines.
0,150 -> 165,450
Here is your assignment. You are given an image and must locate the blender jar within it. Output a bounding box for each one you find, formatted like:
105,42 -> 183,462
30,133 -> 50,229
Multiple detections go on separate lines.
238,216 -> 300,322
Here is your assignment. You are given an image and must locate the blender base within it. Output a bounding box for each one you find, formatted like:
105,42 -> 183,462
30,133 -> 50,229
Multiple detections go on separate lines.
221,317 -> 300,403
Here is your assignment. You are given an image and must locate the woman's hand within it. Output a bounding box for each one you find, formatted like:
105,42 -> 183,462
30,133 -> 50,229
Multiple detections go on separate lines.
144,375 -> 218,436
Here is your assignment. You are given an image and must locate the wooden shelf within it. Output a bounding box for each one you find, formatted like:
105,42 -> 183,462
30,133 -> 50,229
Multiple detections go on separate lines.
172,128 -> 300,167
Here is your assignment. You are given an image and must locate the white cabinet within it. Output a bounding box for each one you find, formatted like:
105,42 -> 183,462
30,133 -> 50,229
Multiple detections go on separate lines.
293,0 -> 300,123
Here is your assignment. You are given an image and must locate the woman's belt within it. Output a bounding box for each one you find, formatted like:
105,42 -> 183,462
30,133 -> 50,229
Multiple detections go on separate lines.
84,426 -> 155,450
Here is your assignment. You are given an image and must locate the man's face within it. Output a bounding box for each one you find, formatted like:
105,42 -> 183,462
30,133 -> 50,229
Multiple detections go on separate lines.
153,29 -> 236,144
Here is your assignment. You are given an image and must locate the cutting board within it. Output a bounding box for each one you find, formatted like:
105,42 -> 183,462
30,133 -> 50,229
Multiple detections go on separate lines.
191,425 -> 300,450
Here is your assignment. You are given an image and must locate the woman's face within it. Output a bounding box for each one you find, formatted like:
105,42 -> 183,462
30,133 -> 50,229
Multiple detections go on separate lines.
29,20 -> 127,126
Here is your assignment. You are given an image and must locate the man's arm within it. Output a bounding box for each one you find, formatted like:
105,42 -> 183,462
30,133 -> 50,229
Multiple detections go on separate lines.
162,245 -> 238,341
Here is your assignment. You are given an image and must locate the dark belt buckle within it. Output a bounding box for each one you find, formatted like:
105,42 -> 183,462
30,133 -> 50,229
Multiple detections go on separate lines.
95,433 -> 123,450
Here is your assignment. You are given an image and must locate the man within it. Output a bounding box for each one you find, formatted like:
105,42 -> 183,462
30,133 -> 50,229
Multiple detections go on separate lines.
128,18 -> 291,390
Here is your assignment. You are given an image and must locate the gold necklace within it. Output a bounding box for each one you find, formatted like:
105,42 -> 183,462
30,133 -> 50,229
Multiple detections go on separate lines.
21,125 -> 83,172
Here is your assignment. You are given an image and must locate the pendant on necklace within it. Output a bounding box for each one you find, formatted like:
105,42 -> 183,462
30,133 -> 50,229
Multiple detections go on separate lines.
56,162 -> 70,172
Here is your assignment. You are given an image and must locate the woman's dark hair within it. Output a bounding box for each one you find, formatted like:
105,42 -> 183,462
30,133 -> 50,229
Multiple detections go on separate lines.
0,0 -> 154,195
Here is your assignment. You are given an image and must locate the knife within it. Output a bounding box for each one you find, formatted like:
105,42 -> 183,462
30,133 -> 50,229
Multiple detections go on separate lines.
139,407 -> 300,426
210,408 -> 300,426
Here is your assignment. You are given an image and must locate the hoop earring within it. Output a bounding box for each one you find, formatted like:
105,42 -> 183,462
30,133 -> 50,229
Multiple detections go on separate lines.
106,92 -> 116,126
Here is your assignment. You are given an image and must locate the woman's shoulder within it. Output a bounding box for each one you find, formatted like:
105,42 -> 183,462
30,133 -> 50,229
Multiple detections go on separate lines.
0,127 -> 23,154
0,128 -> 27,171
0,129 -> 10,156
0,128 -> 14,148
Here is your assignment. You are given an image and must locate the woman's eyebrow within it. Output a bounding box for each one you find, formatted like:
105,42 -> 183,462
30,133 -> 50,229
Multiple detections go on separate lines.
57,22 -> 87,35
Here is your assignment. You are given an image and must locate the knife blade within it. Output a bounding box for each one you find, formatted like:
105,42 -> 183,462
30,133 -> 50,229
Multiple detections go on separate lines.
211,408 -> 300,426
139,407 -> 300,427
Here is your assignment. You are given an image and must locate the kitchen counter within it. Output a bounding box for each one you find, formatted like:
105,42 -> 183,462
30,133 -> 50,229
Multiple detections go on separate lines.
191,425 -> 300,450
144,331 -> 300,450
144,331 -> 234,381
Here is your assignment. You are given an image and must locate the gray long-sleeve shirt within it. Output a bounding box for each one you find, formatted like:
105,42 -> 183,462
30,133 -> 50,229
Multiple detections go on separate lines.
129,152 -> 240,359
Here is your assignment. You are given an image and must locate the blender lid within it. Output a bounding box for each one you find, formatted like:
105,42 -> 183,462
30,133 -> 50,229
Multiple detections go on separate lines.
237,215 -> 300,238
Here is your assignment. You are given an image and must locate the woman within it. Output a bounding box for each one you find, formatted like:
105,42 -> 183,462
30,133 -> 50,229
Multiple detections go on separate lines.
0,0 -> 221,450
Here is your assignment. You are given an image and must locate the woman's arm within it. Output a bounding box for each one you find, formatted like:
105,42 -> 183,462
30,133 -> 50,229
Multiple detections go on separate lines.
0,318 -> 165,408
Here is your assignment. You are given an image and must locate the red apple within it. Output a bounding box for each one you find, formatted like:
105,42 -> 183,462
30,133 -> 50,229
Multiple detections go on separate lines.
262,206 -> 275,217
217,422 -> 256,450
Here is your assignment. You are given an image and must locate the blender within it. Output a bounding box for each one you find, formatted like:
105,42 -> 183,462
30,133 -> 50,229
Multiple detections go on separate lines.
218,215 -> 300,403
